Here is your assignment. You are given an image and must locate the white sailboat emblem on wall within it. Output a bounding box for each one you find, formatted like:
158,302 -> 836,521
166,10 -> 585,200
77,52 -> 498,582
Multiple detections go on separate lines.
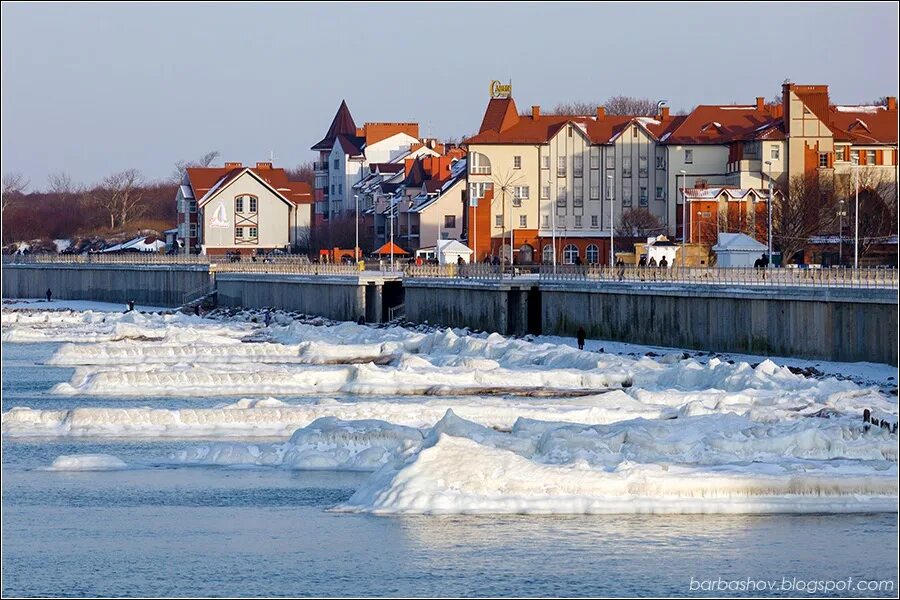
210,204 -> 229,228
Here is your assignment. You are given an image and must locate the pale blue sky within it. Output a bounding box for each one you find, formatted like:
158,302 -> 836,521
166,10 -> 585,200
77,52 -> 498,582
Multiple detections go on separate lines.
2,2 -> 897,188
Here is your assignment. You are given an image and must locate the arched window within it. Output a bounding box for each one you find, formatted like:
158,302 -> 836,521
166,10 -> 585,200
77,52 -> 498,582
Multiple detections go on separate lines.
563,244 -> 579,265
469,152 -> 492,175
586,244 -> 600,264
542,244 -> 554,264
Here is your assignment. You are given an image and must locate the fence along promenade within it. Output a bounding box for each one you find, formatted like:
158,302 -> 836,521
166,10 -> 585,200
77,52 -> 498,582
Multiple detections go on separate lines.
4,254 -> 898,289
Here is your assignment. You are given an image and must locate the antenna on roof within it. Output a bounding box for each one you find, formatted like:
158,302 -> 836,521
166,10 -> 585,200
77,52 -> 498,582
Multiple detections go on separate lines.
269,150 -> 278,163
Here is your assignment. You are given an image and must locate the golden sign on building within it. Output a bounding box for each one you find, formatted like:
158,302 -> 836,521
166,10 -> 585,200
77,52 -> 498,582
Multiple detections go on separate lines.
489,80 -> 512,99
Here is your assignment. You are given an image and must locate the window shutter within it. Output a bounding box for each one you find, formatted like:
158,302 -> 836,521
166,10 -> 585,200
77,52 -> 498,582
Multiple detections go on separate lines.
859,151 -> 867,166
875,150 -> 884,166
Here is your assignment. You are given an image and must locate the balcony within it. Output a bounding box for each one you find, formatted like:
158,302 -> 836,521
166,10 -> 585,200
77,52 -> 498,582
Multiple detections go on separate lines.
470,165 -> 491,175
313,161 -> 330,173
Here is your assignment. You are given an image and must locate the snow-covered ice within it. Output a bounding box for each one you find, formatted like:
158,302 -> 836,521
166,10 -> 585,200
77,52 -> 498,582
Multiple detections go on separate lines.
42,454 -> 129,471
2,304 -> 897,514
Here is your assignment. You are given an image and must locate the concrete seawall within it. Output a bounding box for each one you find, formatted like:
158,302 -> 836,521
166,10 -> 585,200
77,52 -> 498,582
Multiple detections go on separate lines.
2,264 -> 211,308
539,283 -> 899,365
215,273 -> 403,323
3,264 -> 896,364
404,279 -> 899,365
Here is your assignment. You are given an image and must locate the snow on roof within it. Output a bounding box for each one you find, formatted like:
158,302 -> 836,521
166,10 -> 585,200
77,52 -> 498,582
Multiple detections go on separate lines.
100,236 -> 166,253
636,117 -> 661,126
436,239 -> 472,254
180,184 -> 194,199
835,105 -> 884,114
712,232 -> 768,252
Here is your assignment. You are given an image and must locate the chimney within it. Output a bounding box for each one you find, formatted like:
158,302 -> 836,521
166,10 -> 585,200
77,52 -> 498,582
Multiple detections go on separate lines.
531,105 -> 540,119
888,97 -> 897,111
597,106 -> 606,119
224,161 -> 242,169
256,161 -> 273,170
756,96 -> 765,111
660,106 -> 670,120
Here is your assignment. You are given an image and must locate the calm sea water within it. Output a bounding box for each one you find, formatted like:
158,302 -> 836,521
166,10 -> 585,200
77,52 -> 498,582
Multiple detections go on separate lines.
2,342 -> 898,597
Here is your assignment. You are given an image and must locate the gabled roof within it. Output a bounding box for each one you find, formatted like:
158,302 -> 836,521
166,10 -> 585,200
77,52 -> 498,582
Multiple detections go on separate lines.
663,106 -> 780,144
190,167 -> 311,208
829,105 -> 897,144
404,158 -> 429,187
466,102 -> 685,146
437,239 -> 472,255
335,133 -> 365,157
683,187 -> 770,201
712,232 -> 768,252
311,100 -> 358,151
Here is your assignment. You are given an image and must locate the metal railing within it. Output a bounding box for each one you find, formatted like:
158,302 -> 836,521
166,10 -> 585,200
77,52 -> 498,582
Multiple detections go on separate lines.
538,265 -> 899,289
5,254 -> 897,288
3,253 -> 211,265
404,264 -> 503,280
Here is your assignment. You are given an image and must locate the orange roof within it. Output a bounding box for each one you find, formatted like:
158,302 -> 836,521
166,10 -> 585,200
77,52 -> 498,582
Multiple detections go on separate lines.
466,110 -> 684,145
187,165 -> 313,206
373,241 -> 408,255
829,106 -> 897,144
661,106 -> 782,144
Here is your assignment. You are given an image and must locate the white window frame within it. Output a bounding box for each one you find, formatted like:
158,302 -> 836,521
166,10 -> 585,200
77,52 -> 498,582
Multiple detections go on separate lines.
513,155 -> 522,169
519,215 -> 527,228
684,149 -> 693,164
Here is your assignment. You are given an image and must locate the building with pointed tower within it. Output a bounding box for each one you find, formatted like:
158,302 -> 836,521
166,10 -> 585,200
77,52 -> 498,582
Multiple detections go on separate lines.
311,100 -> 426,228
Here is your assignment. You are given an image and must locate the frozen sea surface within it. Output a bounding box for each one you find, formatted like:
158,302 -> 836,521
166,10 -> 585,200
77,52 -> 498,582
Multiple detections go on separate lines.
2,305 -> 898,597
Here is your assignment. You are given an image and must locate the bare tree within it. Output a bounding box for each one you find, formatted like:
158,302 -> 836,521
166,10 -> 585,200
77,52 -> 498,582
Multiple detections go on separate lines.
171,150 -> 221,182
46,171 -> 79,196
603,96 -> 658,116
773,174 -> 837,264
286,161 -> 315,186
2,172 -> 30,214
615,208 -> 666,251
533,96 -> 659,117
837,168 -> 898,258
86,169 -> 147,230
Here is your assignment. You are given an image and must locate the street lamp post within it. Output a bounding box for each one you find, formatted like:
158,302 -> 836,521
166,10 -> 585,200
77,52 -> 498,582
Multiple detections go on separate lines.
679,170 -> 687,267
607,174 -> 614,266
765,160 -> 773,267
388,193 -> 395,271
838,200 -> 846,266
551,173 -> 557,274
853,157 -> 860,269
354,194 -> 359,262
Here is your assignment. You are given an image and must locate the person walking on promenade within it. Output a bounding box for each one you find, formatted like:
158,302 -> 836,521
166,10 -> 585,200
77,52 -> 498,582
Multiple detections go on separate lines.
577,326 -> 586,350
46,288 -> 52,302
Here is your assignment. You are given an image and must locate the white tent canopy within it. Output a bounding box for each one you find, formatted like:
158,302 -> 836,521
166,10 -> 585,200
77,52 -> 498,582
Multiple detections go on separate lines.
712,233 -> 768,267
436,239 -> 473,265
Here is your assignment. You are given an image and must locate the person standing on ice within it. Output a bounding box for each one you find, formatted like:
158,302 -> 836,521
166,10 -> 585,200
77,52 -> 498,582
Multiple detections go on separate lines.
45,288 -> 52,302
264,311 -> 272,327
577,326 -> 586,350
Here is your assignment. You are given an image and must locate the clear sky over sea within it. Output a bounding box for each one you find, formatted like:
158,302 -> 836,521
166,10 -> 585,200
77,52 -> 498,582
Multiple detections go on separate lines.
2,2 -> 897,188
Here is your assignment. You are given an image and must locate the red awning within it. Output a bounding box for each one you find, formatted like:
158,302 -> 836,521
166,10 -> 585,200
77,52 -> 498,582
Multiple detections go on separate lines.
373,241 -> 408,255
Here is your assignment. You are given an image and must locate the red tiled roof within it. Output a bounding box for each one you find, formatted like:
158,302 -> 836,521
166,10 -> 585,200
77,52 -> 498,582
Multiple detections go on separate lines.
662,106 -> 781,144
187,166 -> 312,206
478,97 -> 520,134
466,111 -> 686,145
829,106 -> 897,144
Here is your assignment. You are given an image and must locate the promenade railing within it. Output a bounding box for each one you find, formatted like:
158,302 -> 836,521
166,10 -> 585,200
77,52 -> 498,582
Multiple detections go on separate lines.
537,265 -> 898,289
5,254 -> 897,289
